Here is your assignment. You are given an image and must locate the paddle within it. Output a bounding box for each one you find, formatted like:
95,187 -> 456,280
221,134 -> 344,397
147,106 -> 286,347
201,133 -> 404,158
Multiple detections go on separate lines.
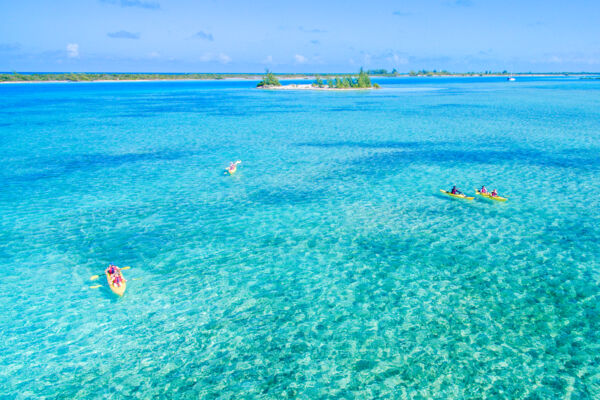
90,266 -> 131,281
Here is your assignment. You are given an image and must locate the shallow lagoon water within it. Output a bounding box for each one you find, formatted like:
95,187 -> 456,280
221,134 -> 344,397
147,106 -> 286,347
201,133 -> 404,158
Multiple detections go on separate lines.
1,77 -> 600,398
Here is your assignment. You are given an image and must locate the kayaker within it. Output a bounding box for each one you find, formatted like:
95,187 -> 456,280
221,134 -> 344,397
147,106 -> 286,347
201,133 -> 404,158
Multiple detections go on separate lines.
450,186 -> 462,195
113,274 -> 124,287
107,266 -> 125,287
227,160 -> 241,173
491,189 -> 498,197
106,264 -> 120,276
106,264 -> 124,286
480,185 -> 487,194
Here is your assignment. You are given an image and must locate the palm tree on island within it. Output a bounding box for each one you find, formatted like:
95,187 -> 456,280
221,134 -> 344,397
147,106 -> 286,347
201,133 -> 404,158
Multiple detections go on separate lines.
256,69 -> 281,87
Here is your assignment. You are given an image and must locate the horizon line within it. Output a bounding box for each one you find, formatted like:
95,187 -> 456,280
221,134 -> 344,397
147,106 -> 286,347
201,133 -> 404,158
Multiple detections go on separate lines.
2,71 -> 600,75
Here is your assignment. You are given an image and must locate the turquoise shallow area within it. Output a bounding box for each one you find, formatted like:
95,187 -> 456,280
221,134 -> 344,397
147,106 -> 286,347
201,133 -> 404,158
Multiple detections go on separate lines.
1,77 -> 600,398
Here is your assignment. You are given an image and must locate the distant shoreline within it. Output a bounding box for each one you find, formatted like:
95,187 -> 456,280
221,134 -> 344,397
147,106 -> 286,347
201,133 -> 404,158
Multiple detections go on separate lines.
0,77 -> 264,84
1,73 -> 597,84
0,76 -> 266,84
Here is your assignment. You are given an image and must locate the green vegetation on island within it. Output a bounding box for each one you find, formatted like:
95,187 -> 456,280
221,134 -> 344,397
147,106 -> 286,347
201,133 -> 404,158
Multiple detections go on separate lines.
320,68 -> 377,89
315,69 -> 378,89
256,68 -> 377,89
313,75 -> 325,87
256,70 -> 281,87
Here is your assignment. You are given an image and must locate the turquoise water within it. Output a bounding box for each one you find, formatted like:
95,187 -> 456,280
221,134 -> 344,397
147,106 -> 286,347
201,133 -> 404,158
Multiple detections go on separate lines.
1,77 -> 600,398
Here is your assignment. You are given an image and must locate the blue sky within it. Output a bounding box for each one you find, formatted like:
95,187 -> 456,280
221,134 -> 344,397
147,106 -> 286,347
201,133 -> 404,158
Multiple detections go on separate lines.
1,0 -> 599,72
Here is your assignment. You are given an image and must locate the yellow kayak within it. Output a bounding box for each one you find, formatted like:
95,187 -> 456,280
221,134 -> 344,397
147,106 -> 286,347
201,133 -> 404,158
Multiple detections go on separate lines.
106,270 -> 126,296
475,189 -> 507,202
440,189 -> 474,200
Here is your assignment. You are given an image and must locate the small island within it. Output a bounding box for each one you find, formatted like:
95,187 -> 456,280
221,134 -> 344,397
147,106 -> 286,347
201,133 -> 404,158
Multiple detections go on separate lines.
257,69 -> 380,90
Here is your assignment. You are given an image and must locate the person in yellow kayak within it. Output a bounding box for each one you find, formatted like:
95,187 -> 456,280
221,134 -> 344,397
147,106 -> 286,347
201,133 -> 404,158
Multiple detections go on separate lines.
490,189 -> 498,197
480,185 -> 488,194
106,264 -> 126,287
226,160 -> 241,174
450,186 -> 463,195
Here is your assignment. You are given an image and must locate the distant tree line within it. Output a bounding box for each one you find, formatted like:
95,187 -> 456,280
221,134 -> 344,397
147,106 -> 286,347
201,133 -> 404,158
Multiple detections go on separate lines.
407,70 -> 514,76
0,72 -> 232,82
367,69 -> 399,76
1,70 -> 583,84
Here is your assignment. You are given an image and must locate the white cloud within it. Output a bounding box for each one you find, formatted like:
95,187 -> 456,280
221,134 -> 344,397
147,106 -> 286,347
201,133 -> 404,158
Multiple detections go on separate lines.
391,53 -> 409,65
263,55 -> 273,63
294,54 -> 307,63
217,53 -> 231,63
200,52 -> 231,64
148,51 -> 160,58
67,43 -> 79,58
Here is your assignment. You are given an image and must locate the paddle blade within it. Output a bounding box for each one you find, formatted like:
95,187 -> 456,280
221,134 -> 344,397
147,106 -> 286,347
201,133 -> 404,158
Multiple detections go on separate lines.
90,275 -> 100,281
121,266 -> 131,270
89,285 -> 102,289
